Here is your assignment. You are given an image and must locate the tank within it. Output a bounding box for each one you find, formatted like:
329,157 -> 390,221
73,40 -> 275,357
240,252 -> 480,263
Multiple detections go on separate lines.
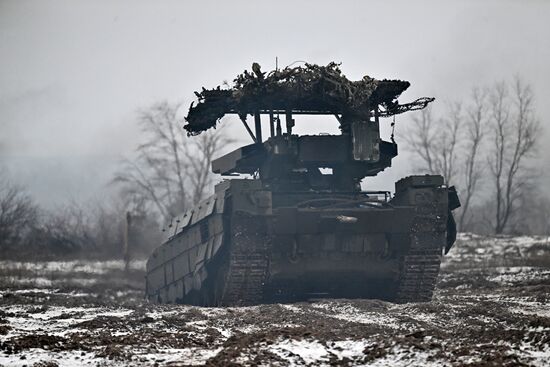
145,63 -> 461,306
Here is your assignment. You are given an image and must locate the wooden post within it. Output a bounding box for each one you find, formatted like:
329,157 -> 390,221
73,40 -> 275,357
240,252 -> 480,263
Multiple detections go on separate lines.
123,211 -> 132,272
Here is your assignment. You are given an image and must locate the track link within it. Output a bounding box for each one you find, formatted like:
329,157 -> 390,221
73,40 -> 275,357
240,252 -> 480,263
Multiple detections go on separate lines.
220,213 -> 269,306
396,212 -> 445,303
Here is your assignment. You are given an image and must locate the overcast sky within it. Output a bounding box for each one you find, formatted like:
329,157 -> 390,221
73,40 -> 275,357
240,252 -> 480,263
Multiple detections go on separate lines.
1,0 -> 549,206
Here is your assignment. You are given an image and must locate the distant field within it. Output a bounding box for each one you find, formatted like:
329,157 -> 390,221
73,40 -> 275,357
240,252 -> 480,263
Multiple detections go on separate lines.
1,234 -> 549,366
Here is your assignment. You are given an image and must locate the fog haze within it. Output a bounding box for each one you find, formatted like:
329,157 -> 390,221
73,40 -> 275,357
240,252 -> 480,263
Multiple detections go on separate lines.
1,0 -> 549,206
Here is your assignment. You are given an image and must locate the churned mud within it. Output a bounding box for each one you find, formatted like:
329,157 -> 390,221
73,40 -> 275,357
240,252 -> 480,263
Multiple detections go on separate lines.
1,234 -> 549,366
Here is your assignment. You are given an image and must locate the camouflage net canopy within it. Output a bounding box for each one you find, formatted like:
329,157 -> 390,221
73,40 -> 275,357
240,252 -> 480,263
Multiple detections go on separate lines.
184,62 -> 433,135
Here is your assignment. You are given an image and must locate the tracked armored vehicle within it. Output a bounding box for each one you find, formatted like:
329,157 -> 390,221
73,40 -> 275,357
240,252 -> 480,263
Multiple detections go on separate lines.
145,63 -> 460,306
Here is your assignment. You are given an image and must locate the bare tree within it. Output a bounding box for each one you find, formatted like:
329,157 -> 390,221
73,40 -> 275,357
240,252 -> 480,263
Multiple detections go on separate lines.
439,102 -> 462,185
0,173 -> 38,250
405,78 -> 543,234
487,78 -> 540,234
405,103 -> 461,185
405,107 -> 437,173
458,88 -> 486,230
113,101 -> 232,223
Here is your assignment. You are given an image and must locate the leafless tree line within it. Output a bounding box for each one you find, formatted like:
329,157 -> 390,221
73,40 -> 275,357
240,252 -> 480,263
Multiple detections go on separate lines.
0,175 -> 120,258
0,173 -> 38,250
0,171 -> 155,258
405,77 -> 544,234
0,100 -> 229,258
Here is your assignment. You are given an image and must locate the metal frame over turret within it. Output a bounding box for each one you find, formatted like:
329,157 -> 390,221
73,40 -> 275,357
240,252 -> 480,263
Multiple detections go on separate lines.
188,62 -> 434,192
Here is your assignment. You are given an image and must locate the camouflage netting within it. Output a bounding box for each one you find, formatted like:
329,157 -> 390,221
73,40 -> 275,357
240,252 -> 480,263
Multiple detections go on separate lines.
184,62 -> 433,135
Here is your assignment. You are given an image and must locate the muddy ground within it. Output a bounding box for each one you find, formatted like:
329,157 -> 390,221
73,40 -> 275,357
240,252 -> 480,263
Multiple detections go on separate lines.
0,233 -> 549,366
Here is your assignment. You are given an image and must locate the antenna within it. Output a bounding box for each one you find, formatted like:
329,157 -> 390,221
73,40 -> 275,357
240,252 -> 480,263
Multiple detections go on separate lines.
285,60 -> 307,68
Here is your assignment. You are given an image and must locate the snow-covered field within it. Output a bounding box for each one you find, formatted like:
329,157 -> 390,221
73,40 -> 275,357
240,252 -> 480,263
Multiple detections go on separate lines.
1,234 -> 549,366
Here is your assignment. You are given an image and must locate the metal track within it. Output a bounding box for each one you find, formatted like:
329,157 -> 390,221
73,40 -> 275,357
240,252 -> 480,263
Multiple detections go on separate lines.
396,245 -> 442,302
395,212 -> 444,303
192,201 -> 446,305
219,214 -> 269,306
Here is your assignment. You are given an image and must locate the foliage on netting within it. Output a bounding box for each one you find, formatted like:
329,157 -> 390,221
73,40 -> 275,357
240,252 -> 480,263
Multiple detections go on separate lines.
184,62 -> 426,135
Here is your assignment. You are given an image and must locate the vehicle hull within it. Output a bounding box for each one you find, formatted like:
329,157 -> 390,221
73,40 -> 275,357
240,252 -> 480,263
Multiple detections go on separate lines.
145,175 -> 454,306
